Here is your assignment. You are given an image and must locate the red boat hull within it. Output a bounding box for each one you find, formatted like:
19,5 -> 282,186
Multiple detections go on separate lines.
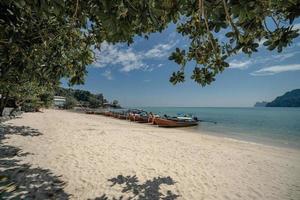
104,112 -> 113,117
153,118 -> 198,127
118,115 -> 127,120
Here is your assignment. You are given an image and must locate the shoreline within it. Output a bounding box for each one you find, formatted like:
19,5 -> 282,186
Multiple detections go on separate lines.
1,109 -> 300,199
185,126 -> 300,151
133,107 -> 300,150
102,113 -> 300,153
82,109 -> 300,151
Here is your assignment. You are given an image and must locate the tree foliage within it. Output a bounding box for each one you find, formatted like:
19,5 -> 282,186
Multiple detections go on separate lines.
55,87 -> 107,109
112,100 -> 120,108
63,96 -> 78,110
169,0 -> 300,86
0,79 -> 55,114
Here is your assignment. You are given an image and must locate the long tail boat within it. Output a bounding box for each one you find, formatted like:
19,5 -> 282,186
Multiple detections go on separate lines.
153,116 -> 198,127
86,111 -> 95,114
148,116 -> 154,123
148,114 -> 160,124
128,113 -> 136,121
115,111 -> 128,120
127,109 -> 145,122
104,111 -> 112,117
134,114 -> 149,123
113,112 -> 119,118
118,114 -> 127,120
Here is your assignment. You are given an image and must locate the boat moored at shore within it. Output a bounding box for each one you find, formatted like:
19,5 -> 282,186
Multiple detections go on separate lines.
85,109 -> 199,128
153,117 -> 198,127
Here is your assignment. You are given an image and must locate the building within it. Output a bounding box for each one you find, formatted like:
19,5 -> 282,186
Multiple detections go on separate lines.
53,96 -> 66,107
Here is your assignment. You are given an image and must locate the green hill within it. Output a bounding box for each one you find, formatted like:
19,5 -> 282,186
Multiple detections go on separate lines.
266,89 -> 300,107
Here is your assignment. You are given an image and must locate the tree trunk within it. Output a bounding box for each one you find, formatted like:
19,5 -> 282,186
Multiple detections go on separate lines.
9,100 -> 23,116
0,104 -> 4,117
9,107 -> 18,116
0,91 -> 9,117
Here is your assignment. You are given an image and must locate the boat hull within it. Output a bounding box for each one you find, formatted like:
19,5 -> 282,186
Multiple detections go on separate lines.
134,115 -> 149,123
128,114 -> 135,121
112,113 -> 119,118
104,112 -> 112,117
118,115 -> 127,120
153,117 -> 198,127
148,116 -> 154,124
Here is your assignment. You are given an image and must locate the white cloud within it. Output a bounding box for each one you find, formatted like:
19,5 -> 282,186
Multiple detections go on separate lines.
92,40 -> 177,72
272,51 -> 300,61
93,42 -> 146,72
144,43 -> 175,58
229,51 -> 299,71
254,51 -> 300,64
102,69 -> 113,80
229,60 -> 252,69
250,64 -> 300,76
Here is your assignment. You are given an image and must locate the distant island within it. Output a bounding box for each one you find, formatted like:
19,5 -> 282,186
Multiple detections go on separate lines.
267,89 -> 300,107
254,89 -> 300,107
254,101 -> 268,107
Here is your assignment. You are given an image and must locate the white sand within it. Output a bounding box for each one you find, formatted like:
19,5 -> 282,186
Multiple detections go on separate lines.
2,109 -> 300,199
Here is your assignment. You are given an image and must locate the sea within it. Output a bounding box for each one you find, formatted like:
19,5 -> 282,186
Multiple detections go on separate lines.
131,107 -> 300,149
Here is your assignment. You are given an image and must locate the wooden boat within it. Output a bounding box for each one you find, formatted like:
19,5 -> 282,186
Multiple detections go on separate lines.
148,116 -> 154,123
127,110 -> 146,121
109,112 -> 114,117
134,114 -> 149,123
95,111 -> 105,115
104,111 -> 112,117
115,111 -> 128,120
153,117 -> 198,127
148,114 -> 160,124
128,113 -> 135,121
118,114 -> 127,120
112,112 -> 119,118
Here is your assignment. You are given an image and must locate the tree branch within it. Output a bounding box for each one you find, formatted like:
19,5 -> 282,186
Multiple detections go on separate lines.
222,0 -> 240,39
271,15 -> 279,28
72,0 -> 79,19
199,0 -> 217,53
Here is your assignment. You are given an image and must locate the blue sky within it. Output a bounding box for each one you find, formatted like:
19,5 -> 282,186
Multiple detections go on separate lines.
64,22 -> 300,107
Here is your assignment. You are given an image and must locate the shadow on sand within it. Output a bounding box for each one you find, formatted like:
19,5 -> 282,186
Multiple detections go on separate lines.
0,125 -> 179,200
0,124 -> 70,199
91,175 -> 179,200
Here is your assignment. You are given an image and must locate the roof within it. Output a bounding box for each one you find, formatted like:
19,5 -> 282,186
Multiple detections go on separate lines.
54,96 -> 66,100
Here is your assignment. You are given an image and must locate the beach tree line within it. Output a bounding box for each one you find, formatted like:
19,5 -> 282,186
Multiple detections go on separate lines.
55,87 -> 121,109
1,0 -> 299,115
2,85 -> 120,114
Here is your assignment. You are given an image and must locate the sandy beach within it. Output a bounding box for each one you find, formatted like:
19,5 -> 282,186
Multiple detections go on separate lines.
1,109 -> 300,200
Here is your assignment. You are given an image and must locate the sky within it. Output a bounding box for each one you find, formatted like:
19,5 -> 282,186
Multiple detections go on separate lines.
63,21 -> 300,107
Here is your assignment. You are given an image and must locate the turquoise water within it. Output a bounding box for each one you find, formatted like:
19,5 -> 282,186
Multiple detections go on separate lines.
135,107 -> 300,149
